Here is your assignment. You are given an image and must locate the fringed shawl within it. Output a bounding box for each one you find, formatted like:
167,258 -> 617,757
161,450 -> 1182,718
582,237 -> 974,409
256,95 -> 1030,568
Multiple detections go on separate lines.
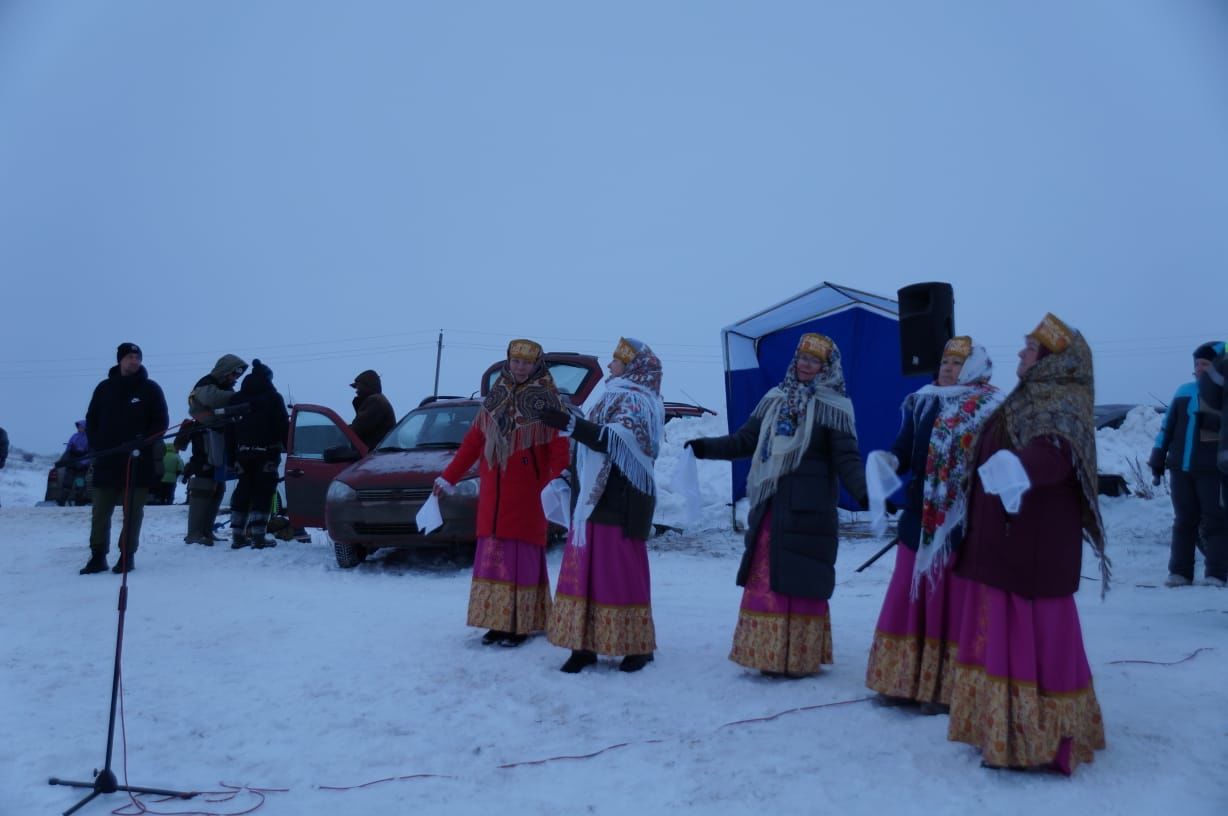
910,345 -> 1004,596
745,344 -> 855,510
473,360 -> 565,470
572,345 -> 664,548
997,330 -> 1110,595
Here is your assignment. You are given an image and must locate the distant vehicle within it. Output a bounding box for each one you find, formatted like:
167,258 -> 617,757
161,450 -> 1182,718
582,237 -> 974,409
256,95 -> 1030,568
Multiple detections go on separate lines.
285,353 -> 605,568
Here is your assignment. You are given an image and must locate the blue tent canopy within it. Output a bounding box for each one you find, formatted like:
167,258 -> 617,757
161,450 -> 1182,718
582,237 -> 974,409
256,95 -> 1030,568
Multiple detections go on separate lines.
720,282 -> 930,510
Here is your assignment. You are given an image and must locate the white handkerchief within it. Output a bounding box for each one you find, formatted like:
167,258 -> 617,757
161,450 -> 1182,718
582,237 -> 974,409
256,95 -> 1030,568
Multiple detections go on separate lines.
416,494 -> 444,534
865,450 -> 903,537
542,479 -> 571,528
978,449 -> 1031,513
671,449 -> 702,529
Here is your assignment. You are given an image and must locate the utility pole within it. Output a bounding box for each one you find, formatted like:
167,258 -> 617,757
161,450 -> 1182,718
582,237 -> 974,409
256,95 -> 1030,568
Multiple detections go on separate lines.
433,330 -> 443,398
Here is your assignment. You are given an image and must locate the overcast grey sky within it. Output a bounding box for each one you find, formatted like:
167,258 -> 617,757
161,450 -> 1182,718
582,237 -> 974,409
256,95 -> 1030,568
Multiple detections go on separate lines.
2,1 -> 1226,454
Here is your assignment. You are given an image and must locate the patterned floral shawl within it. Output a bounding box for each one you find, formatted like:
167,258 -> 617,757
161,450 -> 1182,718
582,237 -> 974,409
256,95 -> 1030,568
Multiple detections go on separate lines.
572,342 -> 665,548
473,359 -> 565,469
910,345 -> 1004,595
745,343 -> 856,509
996,329 -> 1110,592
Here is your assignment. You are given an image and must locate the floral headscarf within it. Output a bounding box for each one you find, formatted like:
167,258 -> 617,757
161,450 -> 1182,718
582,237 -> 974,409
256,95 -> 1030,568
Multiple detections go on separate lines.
745,340 -> 855,509
909,344 -> 1004,595
571,340 -> 665,548
474,354 -> 565,469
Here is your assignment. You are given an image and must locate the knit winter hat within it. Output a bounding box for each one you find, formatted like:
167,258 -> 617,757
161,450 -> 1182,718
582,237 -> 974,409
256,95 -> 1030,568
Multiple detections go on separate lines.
249,358 -> 273,381
1193,342 -> 1223,362
116,342 -> 142,362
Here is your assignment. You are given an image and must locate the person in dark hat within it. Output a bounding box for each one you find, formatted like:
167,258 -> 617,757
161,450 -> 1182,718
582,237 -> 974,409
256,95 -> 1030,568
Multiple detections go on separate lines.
228,359 -> 289,549
1151,341 -> 1228,587
349,369 -> 395,449
80,343 -> 169,574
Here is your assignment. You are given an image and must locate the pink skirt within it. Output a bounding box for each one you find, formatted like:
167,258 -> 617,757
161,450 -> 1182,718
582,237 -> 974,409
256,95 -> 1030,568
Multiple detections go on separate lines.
865,543 -> 967,704
729,509 -> 833,676
947,581 -> 1106,773
467,535 -> 551,634
547,522 -> 656,656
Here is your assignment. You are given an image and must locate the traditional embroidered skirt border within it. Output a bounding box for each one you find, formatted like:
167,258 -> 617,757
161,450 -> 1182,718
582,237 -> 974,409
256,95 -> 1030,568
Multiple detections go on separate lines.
947,580 -> 1106,774
729,511 -> 833,676
547,522 -> 657,656
467,535 -> 551,634
865,542 -> 967,703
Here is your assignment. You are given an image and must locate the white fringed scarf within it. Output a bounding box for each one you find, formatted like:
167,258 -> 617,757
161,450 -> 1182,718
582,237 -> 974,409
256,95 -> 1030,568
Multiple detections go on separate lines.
571,343 -> 664,548
745,345 -> 855,510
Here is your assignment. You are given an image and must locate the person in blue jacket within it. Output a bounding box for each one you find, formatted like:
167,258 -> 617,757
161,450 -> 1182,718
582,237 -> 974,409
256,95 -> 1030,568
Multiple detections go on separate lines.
1150,341 -> 1227,587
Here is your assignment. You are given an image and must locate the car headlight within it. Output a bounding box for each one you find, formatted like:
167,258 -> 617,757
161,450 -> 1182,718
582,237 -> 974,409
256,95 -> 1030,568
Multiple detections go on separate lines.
326,480 -> 357,503
454,477 -> 480,497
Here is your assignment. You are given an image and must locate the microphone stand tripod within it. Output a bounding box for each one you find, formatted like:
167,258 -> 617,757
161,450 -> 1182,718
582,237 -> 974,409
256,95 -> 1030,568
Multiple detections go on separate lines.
48,446 -> 198,815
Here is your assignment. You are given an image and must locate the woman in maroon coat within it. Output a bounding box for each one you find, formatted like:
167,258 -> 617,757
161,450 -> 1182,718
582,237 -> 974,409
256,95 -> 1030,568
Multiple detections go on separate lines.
438,339 -> 570,647
947,313 -> 1108,774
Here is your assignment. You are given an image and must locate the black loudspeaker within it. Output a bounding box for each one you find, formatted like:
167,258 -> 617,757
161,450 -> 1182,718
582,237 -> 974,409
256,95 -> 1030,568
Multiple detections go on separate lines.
897,282 -> 955,376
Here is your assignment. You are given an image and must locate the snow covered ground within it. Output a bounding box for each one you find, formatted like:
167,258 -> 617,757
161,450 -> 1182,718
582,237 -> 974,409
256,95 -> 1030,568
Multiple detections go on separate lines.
1,410 -> 1225,815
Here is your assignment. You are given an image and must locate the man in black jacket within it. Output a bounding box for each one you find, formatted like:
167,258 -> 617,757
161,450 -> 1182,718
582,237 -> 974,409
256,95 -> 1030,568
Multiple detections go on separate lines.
1152,342 -> 1227,587
228,359 -> 289,549
81,343 -> 169,574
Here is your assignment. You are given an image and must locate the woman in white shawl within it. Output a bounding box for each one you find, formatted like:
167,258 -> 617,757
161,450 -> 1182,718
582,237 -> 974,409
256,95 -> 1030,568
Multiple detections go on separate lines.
540,338 -> 664,674
687,333 -> 867,678
864,337 -> 1002,711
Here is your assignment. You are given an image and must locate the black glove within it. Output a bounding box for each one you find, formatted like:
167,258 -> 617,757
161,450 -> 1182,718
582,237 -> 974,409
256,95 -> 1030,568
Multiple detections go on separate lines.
539,407 -> 573,430
885,499 -> 901,515
684,438 -> 708,458
1147,448 -> 1166,484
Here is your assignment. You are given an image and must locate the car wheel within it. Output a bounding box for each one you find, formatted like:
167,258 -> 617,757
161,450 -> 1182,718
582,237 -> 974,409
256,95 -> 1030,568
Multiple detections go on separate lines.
333,538 -> 367,569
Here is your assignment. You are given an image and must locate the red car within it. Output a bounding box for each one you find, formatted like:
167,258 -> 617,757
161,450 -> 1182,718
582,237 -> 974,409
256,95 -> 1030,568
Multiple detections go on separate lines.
284,352 -> 605,567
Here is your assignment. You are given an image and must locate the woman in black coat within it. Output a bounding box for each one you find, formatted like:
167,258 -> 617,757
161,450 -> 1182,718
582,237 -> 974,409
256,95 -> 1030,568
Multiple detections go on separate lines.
688,333 -> 867,678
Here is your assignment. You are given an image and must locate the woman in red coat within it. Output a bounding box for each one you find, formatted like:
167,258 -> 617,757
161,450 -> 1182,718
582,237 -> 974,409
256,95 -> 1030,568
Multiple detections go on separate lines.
437,339 -> 570,646
947,313 -> 1108,774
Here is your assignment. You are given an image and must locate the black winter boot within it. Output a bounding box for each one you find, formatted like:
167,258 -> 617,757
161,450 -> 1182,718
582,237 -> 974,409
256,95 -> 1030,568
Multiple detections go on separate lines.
230,510 -> 250,549
79,553 -> 109,575
618,653 -> 654,673
246,512 -> 277,549
112,552 -> 134,573
560,650 -> 598,673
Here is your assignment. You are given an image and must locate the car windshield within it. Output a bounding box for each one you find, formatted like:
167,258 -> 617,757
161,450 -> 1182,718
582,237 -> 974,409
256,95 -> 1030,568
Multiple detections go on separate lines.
377,403 -> 480,451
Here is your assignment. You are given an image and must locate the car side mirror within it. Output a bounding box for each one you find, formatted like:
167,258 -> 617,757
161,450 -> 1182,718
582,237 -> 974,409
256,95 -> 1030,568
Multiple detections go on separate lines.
322,445 -> 362,464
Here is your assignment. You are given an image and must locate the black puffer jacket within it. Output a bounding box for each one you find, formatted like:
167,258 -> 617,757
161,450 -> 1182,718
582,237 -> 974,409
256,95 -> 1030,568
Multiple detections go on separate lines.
695,415 -> 867,600
85,365 -> 169,489
571,416 -> 655,541
234,363 -> 289,459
